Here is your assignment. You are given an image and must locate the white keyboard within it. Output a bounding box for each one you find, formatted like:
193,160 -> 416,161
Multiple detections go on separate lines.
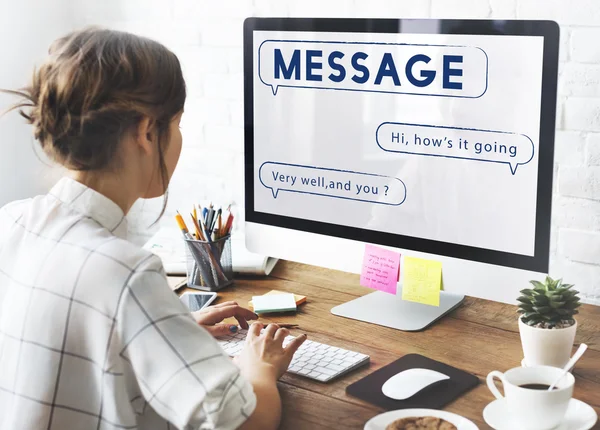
217,329 -> 370,382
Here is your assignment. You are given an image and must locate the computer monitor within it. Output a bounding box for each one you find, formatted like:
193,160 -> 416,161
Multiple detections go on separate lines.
243,18 -> 559,331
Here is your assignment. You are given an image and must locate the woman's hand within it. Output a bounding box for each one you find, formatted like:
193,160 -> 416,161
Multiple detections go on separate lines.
234,322 -> 307,382
192,301 -> 258,337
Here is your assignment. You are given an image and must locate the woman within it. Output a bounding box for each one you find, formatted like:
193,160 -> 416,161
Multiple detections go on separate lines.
0,27 -> 305,430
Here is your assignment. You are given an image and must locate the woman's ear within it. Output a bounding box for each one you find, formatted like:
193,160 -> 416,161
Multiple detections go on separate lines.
134,116 -> 157,155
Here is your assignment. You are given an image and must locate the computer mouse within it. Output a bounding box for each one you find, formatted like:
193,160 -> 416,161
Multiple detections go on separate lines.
382,368 -> 450,400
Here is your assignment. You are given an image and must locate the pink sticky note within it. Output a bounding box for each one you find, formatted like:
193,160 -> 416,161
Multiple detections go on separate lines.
360,244 -> 401,294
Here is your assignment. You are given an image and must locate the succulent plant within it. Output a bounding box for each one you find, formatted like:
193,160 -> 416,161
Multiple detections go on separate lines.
517,276 -> 581,329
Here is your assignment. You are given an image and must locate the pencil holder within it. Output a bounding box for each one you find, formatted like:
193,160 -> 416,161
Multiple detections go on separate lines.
184,235 -> 233,291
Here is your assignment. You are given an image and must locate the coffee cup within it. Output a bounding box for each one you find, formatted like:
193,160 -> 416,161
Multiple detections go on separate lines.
486,365 -> 574,430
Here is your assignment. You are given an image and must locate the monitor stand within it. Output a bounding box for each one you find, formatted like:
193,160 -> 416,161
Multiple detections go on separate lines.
330,288 -> 465,332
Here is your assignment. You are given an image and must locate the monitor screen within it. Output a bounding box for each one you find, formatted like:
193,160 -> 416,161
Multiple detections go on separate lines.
244,19 -> 558,273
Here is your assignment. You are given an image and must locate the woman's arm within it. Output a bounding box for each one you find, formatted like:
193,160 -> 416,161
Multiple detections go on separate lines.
234,323 -> 307,430
237,368 -> 281,430
116,260 -> 305,430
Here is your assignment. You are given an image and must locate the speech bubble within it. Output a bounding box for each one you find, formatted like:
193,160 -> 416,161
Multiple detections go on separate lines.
258,40 -> 488,98
259,162 -> 406,206
375,122 -> 534,175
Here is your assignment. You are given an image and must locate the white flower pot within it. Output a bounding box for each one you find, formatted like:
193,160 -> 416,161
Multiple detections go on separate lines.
518,317 -> 577,368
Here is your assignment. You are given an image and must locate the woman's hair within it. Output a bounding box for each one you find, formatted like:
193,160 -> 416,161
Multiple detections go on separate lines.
3,27 -> 186,214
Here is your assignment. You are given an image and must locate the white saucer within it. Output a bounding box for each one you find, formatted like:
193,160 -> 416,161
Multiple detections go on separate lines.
483,398 -> 597,430
364,408 -> 478,430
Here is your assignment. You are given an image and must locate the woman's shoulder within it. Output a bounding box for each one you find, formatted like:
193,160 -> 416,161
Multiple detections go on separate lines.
0,198 -> 32,239
0,197 -> 32,218
92,234 -> 165,276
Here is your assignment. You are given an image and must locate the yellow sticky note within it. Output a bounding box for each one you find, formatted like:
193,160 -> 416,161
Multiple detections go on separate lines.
402,256 -> 442,307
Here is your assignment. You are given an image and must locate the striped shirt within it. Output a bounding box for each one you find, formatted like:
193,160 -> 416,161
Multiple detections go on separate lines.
0,177 -> 256,430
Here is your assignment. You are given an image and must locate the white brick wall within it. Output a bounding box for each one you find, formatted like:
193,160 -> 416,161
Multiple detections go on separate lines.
560,229 -> 600,265
71,0 -> 600,304
571,28 -> 600,64
588,134 -> 600,166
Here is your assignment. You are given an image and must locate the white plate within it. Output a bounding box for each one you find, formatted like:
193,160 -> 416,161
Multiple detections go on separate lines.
364,408 -> 479,430
483,398 -> 598,430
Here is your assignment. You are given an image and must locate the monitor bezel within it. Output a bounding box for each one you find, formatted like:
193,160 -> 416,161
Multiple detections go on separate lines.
244,18 -> 559,273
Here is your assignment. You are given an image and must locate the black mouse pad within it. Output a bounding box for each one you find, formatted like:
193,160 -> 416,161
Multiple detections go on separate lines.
346,354 -> 479,410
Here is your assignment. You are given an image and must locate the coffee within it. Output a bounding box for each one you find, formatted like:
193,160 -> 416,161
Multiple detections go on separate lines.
487,367 -> 574,430
518,383 -> 555,390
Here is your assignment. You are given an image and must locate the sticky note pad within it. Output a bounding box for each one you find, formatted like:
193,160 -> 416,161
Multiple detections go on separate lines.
402,256 -> 442,307
252,293 -> 297,314
248,290 -> 306,310
360,244 -> 401,294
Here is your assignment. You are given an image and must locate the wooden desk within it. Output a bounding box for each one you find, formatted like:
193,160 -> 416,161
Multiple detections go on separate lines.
169,261 -> 600,430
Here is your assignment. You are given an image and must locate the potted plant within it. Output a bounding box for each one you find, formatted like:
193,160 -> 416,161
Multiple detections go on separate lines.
517,276 -> 581,368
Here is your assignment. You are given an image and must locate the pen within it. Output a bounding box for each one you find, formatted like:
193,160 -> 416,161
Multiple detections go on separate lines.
198,211 -> 212,243
215,208 -> 222,233
206,207 -> 215,232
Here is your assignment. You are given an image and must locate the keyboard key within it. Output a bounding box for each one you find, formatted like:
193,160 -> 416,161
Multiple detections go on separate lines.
314,367 -> 336,376
326,363 -> 345,372
308,371 -> 322,379
315,373 -> 330,382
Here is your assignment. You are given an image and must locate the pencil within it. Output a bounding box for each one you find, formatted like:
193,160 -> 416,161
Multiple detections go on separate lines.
175,211 -> 191,238
190,212 -> 205,241
216,210 -> 222,237
258,323 -> 299,329
275,324 -> 299,328
221,212 -> 230,237
225,213 -> 234,235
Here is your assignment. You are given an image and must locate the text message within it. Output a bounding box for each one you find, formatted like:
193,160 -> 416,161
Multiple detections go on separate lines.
376,122 -> 534,174
258,40 -> 488,97
259,162 -> 406,206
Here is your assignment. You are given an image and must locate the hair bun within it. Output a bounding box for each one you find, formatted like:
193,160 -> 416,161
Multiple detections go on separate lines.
3,27 -> 185,173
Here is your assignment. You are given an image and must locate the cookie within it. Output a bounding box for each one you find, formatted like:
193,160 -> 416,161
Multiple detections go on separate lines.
385,416 -> 457,430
